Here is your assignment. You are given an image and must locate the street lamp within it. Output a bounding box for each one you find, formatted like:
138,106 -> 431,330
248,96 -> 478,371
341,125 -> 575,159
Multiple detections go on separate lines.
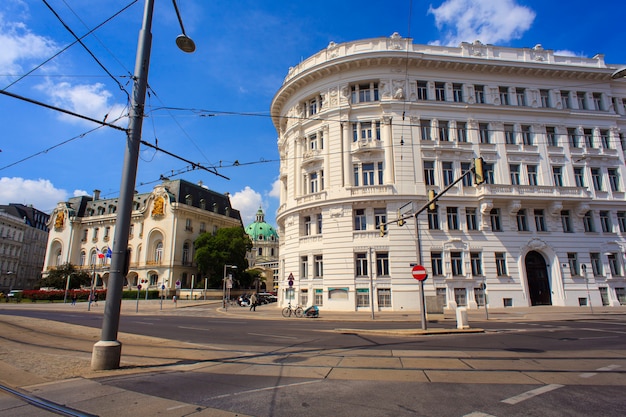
223,265 -> 237,308
91,0 -> 195,371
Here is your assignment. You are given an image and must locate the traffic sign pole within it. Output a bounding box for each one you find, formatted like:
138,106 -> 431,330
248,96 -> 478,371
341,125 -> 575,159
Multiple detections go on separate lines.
411,265 -> 428,330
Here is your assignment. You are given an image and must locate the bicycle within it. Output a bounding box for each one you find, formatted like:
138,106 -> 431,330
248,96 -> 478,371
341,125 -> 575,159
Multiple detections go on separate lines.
282,303 -> 303,318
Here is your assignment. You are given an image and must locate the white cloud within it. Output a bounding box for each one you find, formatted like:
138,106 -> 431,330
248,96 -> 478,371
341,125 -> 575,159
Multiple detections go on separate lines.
230,186 -> 263,225
428,0 -> 535,46
0,7 -> 58,78
73,189 -> 90,197
36,80 -> 128,126
0,177 -> 67,212
268,178 -> 280,199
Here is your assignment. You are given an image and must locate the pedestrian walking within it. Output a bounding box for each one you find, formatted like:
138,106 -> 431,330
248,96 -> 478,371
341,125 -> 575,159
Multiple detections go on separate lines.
250,293 -> 257,311
71,294 -> 77,306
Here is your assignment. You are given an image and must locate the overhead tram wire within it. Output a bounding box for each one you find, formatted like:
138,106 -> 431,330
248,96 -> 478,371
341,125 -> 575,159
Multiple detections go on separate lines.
2,1 -> 138,91
42,0 -> 132,101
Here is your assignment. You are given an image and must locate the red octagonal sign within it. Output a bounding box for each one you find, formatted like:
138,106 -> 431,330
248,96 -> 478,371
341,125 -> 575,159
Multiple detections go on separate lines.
412,265 -> 428,281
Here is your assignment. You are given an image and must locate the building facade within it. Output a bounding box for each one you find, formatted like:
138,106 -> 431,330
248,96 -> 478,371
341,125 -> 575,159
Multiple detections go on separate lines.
0,204 -> 50,291
271,34 -> 626,311
244,207 -> 279,291
43,180 -> 242,291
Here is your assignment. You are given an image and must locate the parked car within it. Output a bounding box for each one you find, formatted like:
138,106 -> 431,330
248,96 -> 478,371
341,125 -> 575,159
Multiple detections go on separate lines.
257,293 -> 278,304
7,290 -> 23,301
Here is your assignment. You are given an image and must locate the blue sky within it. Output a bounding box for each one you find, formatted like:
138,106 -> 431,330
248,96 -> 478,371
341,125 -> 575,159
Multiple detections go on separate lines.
1,0 -> 624,226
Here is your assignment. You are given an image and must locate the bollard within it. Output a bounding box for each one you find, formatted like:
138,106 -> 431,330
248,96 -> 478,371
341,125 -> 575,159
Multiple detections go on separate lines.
456,307 -> 470,329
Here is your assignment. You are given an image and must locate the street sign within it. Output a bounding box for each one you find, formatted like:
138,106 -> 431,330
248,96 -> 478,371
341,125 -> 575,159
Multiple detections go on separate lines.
137,284 -> 142,290
288,272 -> 294,287
411,264 -> 428,281
175,280 -> 181,289
161,284 -> 165,290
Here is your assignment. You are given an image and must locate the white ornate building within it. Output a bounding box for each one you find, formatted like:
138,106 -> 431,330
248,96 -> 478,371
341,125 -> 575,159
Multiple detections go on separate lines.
271,34 -> 626,312
43,180 -> 242,291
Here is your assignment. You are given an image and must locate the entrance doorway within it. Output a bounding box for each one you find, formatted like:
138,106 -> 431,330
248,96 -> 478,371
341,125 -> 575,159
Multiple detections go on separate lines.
525,251 -> 552,306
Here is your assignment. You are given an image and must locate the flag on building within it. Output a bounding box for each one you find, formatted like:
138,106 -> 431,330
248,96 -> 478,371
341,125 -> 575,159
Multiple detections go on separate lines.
97,248 -> 105,259
105,247 -> 112,258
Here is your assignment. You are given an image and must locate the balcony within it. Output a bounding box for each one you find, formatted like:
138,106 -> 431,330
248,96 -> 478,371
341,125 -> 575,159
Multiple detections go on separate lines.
349,184 -> 395,197
296,191 -> 327,205
478,184 -> 592,200
302,149 -> 323,164
351,139 -> 383,154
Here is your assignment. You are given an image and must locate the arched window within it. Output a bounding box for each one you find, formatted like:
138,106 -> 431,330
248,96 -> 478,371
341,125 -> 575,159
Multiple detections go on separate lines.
155,242 -> 163,263
80,251 -> 86,266
55,249 -> 62,266
90,250 -> 97,265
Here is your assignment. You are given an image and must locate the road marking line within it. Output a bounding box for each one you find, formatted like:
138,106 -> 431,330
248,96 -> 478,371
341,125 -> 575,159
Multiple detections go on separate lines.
597,364 -> 621,371
248,332 -> 298,339
462,412 -> 497,417
580,364 -> 621,378
206,380 -> 321,400
133,321 -> 154,325
501,384 -> 563,405
178,326 -> 210,331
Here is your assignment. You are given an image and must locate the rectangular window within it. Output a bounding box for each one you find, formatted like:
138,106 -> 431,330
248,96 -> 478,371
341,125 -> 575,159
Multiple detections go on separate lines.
527,165 -> 538,186
608,254 -> 621,276
583,211 -> 595,232
591,168 -> 603,191
504,124 -> 515,144
534,209 -> 547,232
561,210 -> 573,233
574,167 -> 585,187
568,128 -> 581,148
454,288 -> 467,306
568,252 -> 580,276
510,164 -> 521,185
600,211 -> 612,233
592,93 -> 603,111
451,252 -> 463,276
608,168 -> 620,192
584,129 -> 595,148
553,166 -> 563,187
601,130 -> 610,149
362,163 -> 375,185
356,289 -> 369,307
540,89 -> 550,108
618,212 -> 626,232
303,216 -> 312,236
377,289 -> 391,308
475,85 -> 485,104
479,123 -> 490,144
431,252 -> 443,275
438,120 -> 450,141
309,172 -> 319,193
461,162 -> 472,187
577,92 -> 587,110
495,252 -> 508,276
447,207 -> 459,230
353,164 -> 359,186
300,255 -> 308,279
435,82 -> 446,101
424,161 -> 435,186
546,126 -> 558,147
490,208 -> 502,232
376,252 -> 389,276
456,122 -> 468,142
499,87 -> 510,105
521,125 -> 533,145
428,208 -> 440,230
516,209 -> 529,232
355,253 -> 368,276
420,119 -> 432,140
484,163 -> 495,184
466,208 -> 478,231
354,209 -> 367,231
417,81 -> 428,100
590,252 -> 603,276
314,255 -> 323,278
442,161 -> 454,186
561,91 -> 571,109
453,84 -> 463,102
317,213 -> 323,234
470,252 -> 482,276
314,289 -> 323,306
374,208 -> 386,231
516,88 -> 526,106
351,82 -> 379,103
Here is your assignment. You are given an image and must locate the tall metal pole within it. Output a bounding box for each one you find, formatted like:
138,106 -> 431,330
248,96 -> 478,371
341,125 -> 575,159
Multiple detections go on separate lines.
91,0 -> 154,370
415,214 -> 427,330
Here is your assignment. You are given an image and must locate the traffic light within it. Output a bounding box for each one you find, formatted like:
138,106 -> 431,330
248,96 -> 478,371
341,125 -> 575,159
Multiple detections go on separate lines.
474,157 -> 485,185
428,190 -> 437,211
379,223 -> 386,237
397,210 -> 405,227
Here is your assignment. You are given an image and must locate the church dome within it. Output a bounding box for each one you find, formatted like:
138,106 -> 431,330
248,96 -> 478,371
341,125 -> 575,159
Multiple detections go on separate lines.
245,207 -> 278,241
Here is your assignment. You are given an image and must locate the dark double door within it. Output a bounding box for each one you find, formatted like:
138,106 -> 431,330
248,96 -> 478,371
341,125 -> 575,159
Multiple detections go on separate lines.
525,251 -> 552,306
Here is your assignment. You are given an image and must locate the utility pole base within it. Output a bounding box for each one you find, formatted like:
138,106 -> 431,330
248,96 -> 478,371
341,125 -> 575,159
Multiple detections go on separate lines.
91,340 -> 122,370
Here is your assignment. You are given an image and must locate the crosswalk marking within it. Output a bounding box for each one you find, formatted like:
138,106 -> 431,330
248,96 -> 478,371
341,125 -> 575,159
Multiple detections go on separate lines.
501,384 -> 564,405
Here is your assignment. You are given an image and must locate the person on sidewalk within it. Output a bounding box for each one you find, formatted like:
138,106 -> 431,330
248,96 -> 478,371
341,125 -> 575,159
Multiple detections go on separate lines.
250,293 -> 257,311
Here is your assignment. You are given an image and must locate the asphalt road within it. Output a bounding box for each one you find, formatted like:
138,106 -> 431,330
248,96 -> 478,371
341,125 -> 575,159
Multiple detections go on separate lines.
1,305 -> 625,416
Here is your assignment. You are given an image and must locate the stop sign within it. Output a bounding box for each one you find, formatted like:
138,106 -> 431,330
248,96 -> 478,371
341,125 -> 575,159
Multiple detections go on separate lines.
412,265 -> 428,281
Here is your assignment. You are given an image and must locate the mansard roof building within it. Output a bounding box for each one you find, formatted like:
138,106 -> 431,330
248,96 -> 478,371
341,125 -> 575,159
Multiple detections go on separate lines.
43,179 -> 242,291
271,34 -> 626,312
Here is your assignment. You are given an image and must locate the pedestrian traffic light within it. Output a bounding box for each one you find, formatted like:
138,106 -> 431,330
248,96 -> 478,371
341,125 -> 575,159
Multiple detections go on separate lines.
379,223 -> 386,237
474,157 -> 485,185
428,190 -> 437,211
397,210 -> 405,227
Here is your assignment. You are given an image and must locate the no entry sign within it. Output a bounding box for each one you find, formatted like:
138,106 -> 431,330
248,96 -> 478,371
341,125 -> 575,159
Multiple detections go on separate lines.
411,264 -> 428,281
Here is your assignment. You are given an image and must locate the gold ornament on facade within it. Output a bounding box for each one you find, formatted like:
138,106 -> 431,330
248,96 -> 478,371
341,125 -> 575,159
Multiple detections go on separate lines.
151,196 -> 165,217
54,211 -> 65,229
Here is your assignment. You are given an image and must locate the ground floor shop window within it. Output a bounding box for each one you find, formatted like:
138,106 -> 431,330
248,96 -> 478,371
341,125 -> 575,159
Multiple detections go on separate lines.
436,287 -> 447,307
300,289 -> 308,306
377,288 -> 391,307
454,288 -> 467,306
314,289 -> 323,306
356,289 -> 369,307
599,287 -> 609,306
616,287 -> 626,305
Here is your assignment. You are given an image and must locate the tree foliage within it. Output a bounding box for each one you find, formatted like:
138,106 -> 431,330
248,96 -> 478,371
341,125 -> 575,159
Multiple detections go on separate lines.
194,227 -> 252,288
39,263 -> 92,289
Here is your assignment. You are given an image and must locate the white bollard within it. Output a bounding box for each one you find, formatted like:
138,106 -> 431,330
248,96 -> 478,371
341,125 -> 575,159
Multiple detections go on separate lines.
456,307 -> 470,329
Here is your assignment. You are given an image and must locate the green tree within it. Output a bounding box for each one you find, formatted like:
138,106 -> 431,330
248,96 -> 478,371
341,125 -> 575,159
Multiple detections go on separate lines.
194,227 -> 252,288
40,263 -> 92,289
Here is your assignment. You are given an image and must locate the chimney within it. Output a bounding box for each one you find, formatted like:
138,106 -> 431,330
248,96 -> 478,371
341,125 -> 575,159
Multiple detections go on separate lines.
93,189 -> 101,200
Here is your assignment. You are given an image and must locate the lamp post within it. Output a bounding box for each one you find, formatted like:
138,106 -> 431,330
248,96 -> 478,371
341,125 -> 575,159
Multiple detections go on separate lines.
223,265 -> 237,308
63,273 -> 74,303
91,0 -> 195,371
